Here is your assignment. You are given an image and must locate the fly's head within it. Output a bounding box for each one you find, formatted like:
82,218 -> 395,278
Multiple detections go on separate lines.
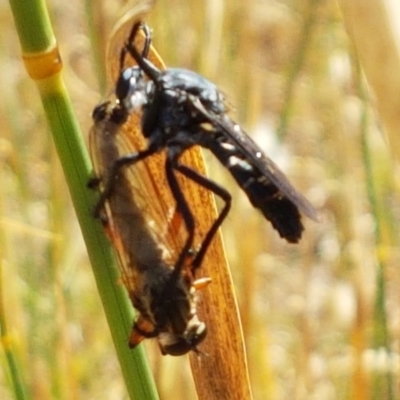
115,67 -> 149,113
92,100 -> 129,129
129,278 -> 208,356
158,314 -> 207,356
133,266 -> 210,356
156,275 -> 210,356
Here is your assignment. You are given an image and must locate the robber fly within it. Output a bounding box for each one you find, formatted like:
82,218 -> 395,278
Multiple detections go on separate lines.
89,33 -> 211,356
97,21 -> 317,273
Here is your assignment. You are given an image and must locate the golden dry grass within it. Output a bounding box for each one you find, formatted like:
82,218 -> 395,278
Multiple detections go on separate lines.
1,0 -> 400,399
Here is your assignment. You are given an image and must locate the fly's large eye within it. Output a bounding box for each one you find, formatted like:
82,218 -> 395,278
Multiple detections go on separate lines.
158,322 -> 207,356
186,322 -> 207,348
92,102 -> 110,122
115,68 -> 139,102
115,67 -> 148,112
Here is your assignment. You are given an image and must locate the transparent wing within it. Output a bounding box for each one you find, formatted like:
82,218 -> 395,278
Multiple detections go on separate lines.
193,99 -> 318,221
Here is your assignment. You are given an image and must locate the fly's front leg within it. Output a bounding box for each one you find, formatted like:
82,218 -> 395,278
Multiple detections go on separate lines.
120,22 -> 152,70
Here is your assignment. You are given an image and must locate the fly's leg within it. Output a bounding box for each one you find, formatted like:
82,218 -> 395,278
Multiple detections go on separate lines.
119,21 -> 152,70
165,156 -> 196,277
172,162 -> 231,271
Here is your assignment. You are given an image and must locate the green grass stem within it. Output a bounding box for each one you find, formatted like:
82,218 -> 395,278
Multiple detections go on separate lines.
276,0 -> 320,140
358,71 -> 393,400
0,259 -> 28,400
8,0 -> 158,398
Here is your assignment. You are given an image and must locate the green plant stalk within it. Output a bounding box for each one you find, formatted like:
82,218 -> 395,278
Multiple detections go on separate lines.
84,0 -> 107,94
358,79 -> 393,399
8,0 -> 158,398
276,0 -> 320,141
0,260 -> 28,400
0,39 -> 29,398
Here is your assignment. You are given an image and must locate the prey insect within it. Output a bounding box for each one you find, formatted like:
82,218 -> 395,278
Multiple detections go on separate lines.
89,33 -> 211,356
98,21 -> 317,273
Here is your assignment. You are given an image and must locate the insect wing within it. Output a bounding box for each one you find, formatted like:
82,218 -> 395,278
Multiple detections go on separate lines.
89,112 -> 151,348
89,106 -> 152,296
193,99 -> 318,221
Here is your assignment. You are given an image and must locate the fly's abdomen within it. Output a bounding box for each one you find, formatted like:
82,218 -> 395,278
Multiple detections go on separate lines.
208,135 -> 304,243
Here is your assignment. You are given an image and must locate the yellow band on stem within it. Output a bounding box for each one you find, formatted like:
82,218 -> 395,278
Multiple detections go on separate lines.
22,43 -> 63,80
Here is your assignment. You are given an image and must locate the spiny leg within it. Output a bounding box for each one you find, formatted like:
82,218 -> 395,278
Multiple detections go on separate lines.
124,23 -> 160,81
165,155 -> 196,277
119,21 -> 152,70
173,162 -> 231,271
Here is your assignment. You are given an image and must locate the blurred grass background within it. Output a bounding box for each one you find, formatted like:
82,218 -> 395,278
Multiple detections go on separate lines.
1,0 -> 400,399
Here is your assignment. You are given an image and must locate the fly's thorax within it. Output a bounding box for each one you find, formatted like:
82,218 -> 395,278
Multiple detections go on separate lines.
141,68 -> 226,140
90,103 -> 126,183
159,68 -> 225,112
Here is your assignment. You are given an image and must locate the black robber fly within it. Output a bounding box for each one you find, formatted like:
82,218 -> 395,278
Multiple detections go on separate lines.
99,21 -> 317,276
89,32 -> 211,356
